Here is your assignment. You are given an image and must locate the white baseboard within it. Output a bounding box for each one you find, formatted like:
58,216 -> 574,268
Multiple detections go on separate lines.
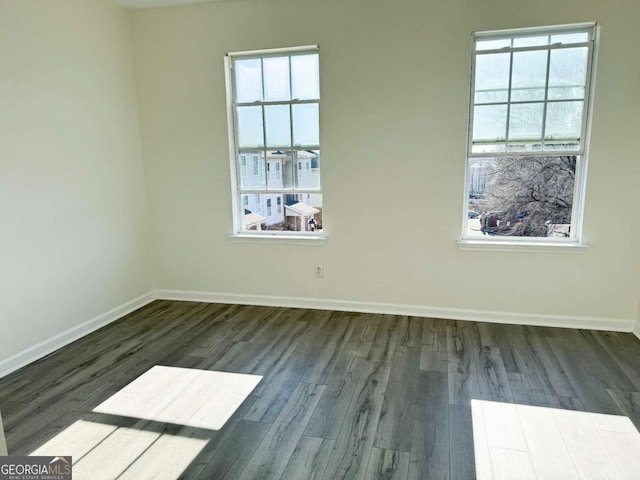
3,289 -> 633,380
156,289 -> 635,333
0,291 -> 157,379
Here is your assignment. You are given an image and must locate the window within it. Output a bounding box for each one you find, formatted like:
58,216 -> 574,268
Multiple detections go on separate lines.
226,46 -> 322,235
463,23 -> 597,243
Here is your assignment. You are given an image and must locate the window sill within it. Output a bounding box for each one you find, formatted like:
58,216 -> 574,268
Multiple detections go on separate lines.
229,233 -> 326,246
457,239 -> 588,254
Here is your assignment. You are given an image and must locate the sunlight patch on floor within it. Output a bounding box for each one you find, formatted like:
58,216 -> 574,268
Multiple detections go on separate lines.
471,399 -> 640,480
31,420 -> 207,480
29,367 -> 262,479
93,365 -> 262,430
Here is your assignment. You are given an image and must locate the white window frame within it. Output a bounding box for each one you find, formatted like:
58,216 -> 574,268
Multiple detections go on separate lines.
460,22 -> 599,250
225,45 -> 324,241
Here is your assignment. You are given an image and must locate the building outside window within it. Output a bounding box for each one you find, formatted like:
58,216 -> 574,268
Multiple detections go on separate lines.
226,46 -> 322,235
463,23 -> 598,244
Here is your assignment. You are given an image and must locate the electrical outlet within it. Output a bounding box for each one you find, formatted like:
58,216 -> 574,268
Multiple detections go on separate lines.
314,264 -> 324,278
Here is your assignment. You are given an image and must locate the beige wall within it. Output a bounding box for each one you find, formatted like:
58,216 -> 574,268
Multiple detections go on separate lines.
0,0 -> 153,362
131,0 -> 640,324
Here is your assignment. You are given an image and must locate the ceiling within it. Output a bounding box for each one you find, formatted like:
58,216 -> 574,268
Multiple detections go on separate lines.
113,0 -> 219,9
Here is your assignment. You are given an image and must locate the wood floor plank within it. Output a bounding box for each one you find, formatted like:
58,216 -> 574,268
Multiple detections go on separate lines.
238,382 -> 325,480
365,447 -> 410,480
595,333 -> 640,390
321,360 -> 392,480
546,395 -> 585,411
421,318 -> 447,352
409,372 -> 450,480
367,315 -> 402,363
242,368 -> 303,424
552,408 -> 624,479
571,331 -> 636,392
397,316 -> 423,348
510,326 -> 576,398
302,311 -> 363,385
515,403 -> 579,479
180,419 -> 271,480
449,405 -> 475,480
507,372 -> 549,407
480,400 -> 527,451
607,390 -> 640,430
597,429 -> 640,480
304,356 -> 366,440
476,346 -> 513,402
280,436 -> 334,480
419,345 -> 448,372
470,399 -> 492,480
548,338 -> 620,414
489,448 -> 537,480
447,322 -> 480,405
374,346 -> 420,452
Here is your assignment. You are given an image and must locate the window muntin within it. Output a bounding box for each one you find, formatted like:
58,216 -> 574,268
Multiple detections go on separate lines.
228,47 -> 322,235
464,24 -> 596,241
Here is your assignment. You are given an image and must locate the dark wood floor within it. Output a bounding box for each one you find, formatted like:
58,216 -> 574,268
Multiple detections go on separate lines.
1,300 -> 640,479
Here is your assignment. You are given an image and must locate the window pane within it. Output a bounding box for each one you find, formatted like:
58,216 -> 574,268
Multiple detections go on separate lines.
548,47 -> 588,100
473,104 -> 507,142
471,144 -> 506,154
509,103 -> 544,141
475,53 -> 510,103
295,150 -> 320,190
511,50 -> 547,101
292,54 -> 320,100
545,101 -> 583,140
263,57 -> 291,101
266,150 -> 294,189
551,32 -> 589,45
239,151 -> 265,190
542,141 -> 580,152
476,38 -> 511,51
475,91 -> 509,104
513,35 -> 549,47
242,193 -> 322,232
283,193 -> 323,232
241,193 -> 285,230
235,59 -> 262,103
466,156 -> 576,238
265,105 -> 291,147
292,103 -> 319,146
237,106 -> 264,148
